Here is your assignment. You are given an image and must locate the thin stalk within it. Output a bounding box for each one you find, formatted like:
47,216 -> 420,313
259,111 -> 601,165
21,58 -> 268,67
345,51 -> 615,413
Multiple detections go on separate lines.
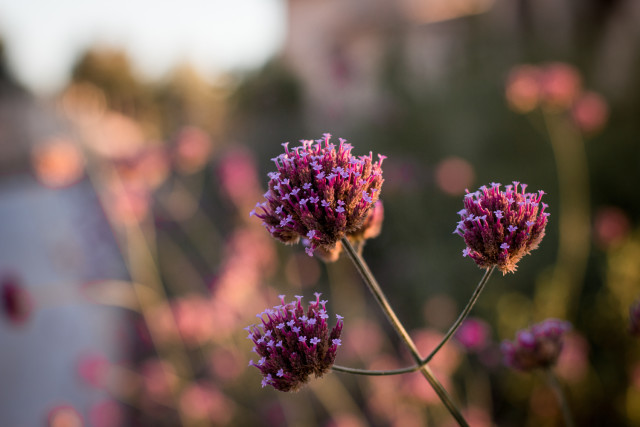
332,364 -> 420,376
546,369 -> 574,427
341,237 -> 469,427
423,266 -> 495,364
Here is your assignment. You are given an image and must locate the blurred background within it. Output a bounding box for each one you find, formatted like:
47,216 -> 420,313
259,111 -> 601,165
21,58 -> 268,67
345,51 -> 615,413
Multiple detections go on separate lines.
0,0 -> 639,425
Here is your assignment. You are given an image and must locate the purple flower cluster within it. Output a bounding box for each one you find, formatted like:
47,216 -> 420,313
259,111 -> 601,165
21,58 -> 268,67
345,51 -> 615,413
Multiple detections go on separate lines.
246,294 -> 343,392
454,181 -> 550,274
501,319 -> 571,371
251,133 -> 384,256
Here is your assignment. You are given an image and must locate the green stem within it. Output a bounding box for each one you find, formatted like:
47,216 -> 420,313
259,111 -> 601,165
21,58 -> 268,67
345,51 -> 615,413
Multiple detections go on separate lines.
423,266 -> 495,364
546,369 -> 574,427
341,237 -> 469,427
332,364 -> 420,376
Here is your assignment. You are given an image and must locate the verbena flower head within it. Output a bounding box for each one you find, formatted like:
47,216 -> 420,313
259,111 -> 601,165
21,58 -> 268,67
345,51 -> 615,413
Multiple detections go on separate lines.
501,319 -> 571,372
246,293 -> 343,392
454,181 -> 550,274
251,133 -> 385,256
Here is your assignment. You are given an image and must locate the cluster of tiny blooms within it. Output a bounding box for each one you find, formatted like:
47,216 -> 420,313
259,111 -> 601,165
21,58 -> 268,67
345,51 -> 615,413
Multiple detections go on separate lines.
250,133 -> 384,256
629,298 -> 640,337
500,319 -> 571,372
453,182 -> 550,274
246,294 -> 343,392
307,200 -> 385,262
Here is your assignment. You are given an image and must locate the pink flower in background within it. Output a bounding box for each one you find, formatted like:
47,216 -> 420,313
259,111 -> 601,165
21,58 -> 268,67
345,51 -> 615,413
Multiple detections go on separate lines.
31,137 -> 85,189
501,319 -> 571,371
172,295 -> 216,347
218,147 -> 262,210
555,331 -> 590,383
1,274 -> 33,325
173,126 -> 214,174
593,206 -> 630,250
538,62 -> 582,110
179,382 -> 234,424
506,65 -> 542,113
572,91 -> 609,134
140,358 -> 178,405
115,146 -> 170,191
455,318 -> 491,352
454,182 -> 550,274
435,157 -> 475,196
251,134 -> 384,256
77,352 -> 110,389
89,400 -> 124,427
402,329 -> 461,404
47,404 -> 83,427
247,294 -> 343,391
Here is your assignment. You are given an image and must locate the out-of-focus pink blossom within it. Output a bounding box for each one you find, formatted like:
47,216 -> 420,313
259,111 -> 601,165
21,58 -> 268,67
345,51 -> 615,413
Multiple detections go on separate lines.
539,63 -> 582,110
325,413 -> 368,427
555,331 -> 590,383
89,400 -> 124,427
209,346 -> 244,382
435,157 -> 475,196
572,91 -> 609,134
501,319 -> 571,371
174,126 -> 213,174
31,137 -> 85,189
179,382 -> 234,424
506,65 -> 542,113
172,295 -> 216,347
401,329 -> 461,404
342,319 -> 384,362
105,185 -> 151,226
366,355 -> 404,422
1,274 -> 33,325
140,358 -> 178,405
593,206 -> 631,250
47,404 -> 83,427
115,146 -> 170,191
455,318 -> 491,352
218,147 -> 262,210
77,352 -> 110,389
82,111 -> 146,160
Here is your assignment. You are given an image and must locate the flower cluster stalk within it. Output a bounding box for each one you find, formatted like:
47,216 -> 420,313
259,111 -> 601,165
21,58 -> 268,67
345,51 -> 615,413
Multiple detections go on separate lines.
341,237 -> 470,427
423,266 -> 495,363
546,369 -> 575,427
332,265 -> 496,376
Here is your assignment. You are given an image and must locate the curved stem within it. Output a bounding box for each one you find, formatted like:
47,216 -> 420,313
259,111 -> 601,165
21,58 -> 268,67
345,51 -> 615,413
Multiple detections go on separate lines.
341,237 -> 469,427
332,364 -> 421,376
423,266 -> 495,364
546,369 -> 574,427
